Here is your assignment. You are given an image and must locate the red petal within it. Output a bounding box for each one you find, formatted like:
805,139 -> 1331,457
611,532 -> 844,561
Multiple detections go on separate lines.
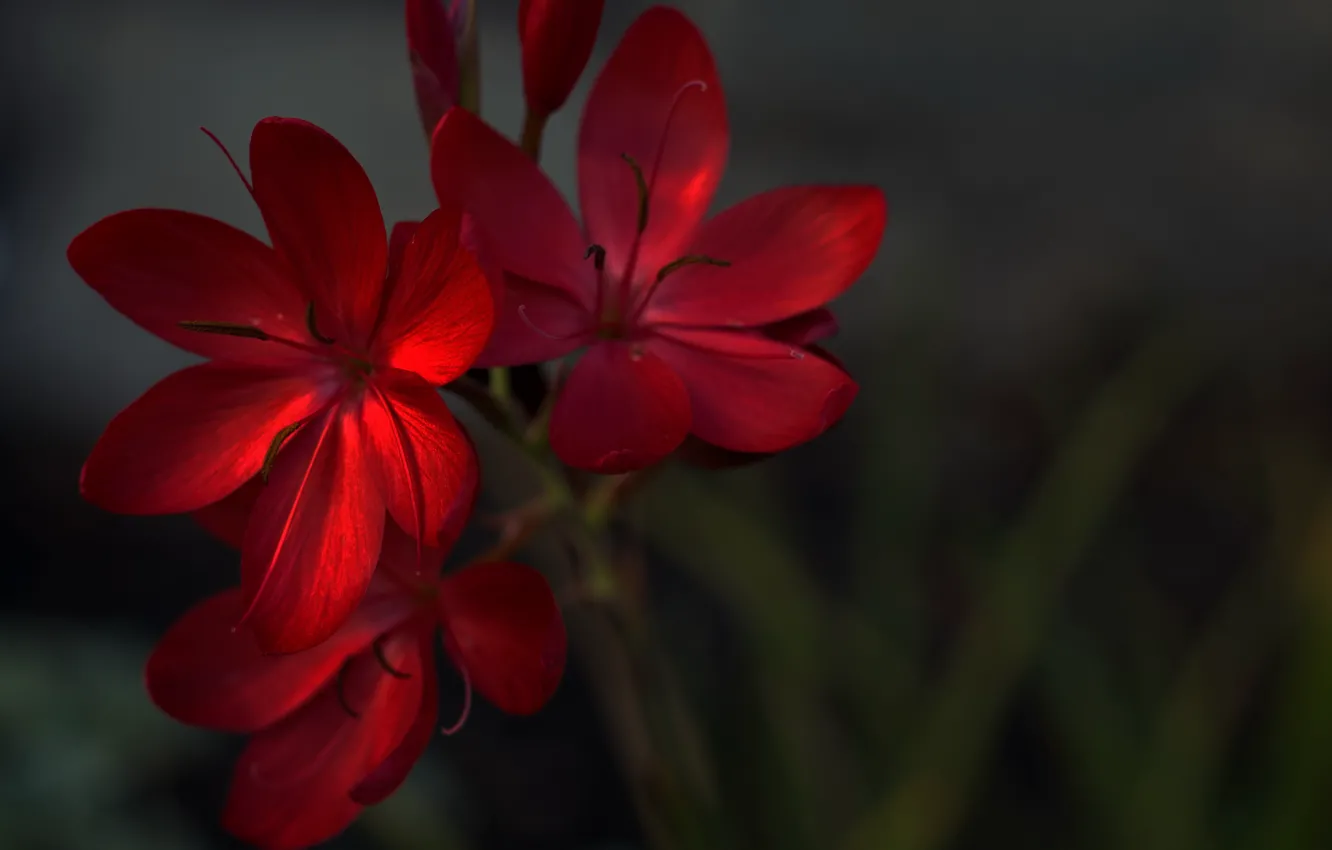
386,220 -> 419,288
548,341 -> 690,473
406,0 -> 463,136
439,561 -> 566,715
241,405 -> 386,653
193,475 -> 265,549
519,0 -> 605,117
349,631 -> 440,805
431,107 -> 592,304
81,362 -> 335,515
373,206 -> 494,385
145,583 -> 416,733
250,118 -> 388,349
642,185 -> 886,327
647,327 -> 858,453
578,6 -> 727,282
67,209 -> 310,363
363,369 -> 475,549
763,307 -> 840,348
474,273 -> 593,368
223,629 -> 426,850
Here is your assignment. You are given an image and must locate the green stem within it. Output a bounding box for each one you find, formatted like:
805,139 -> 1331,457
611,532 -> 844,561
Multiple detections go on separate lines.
520,109 -> 549,160
844,329 -> 1206,850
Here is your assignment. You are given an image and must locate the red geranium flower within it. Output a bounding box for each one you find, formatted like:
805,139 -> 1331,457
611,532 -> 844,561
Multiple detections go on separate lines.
519,0 -> 605,119
146,523 -> 566,850
431,6 -> 887,474
70,117 -> 494,652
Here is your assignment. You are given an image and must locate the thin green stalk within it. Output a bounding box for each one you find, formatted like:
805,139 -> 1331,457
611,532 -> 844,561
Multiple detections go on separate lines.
844,329 -> 1206,850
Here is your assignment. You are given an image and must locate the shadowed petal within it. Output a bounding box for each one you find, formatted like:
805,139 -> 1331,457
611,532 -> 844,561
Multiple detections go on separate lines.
67,209 -> 311,363
648,327 -> 857,454
474,273 -> 593,368
223,630 -> 425,850
192,475 -> 265,549
81,362 -> 335,515
241,404 -> 386,653
350,630 -> 440,805
440,561 -> 566,715
549,342 -> 690,473
145,582 -> 416,733
578,6 -> 727,280
642,186 -> 886,327
431,107 -> 591,303
250,118 -> 388,348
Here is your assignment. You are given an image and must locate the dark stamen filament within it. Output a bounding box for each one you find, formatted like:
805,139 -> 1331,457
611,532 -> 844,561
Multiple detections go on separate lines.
305,303 -> 336,344
335,663 -> 360,719
372,638 -> 412,679
178,321 -> 270,340
260,421 -> 304,484
620,154 -> 650,235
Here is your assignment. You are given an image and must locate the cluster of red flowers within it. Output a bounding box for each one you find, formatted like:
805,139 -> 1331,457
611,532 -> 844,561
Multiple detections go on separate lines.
68,2 -> 885,847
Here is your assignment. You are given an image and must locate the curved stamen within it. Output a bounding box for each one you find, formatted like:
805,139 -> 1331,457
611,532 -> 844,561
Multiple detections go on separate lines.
305,303 -> 336,345
621,154 -> 650,235
616,79 -> 711,308
177,320 -> 327,358
440,665 -> 473,736
201,127 -> 254,196
260,420 -> 305,484
627,254 -> 731,325
518,304 -> 590,341
584,244 -> 607,271
335,662 -> 360,719
372,637 -> 412,679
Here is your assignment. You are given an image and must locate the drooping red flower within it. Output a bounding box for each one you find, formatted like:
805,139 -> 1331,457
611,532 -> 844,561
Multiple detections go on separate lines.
519,0 -> 605,119
432,6 -> 887,474
406,0 -> 478,137
146,523 -> 565,850
70,117 -> 494,653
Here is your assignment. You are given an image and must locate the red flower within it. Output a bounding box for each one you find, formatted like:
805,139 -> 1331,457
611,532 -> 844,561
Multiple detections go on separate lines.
432,6 -> 886,474
70,117 -> 494,653
519,0 -> 605,119
145,525 -> 566,850
406,0 -> 478,137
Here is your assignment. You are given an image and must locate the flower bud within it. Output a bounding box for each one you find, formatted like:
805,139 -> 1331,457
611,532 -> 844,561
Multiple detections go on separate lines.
406,0 -> 479,138
519,0 -> 604,118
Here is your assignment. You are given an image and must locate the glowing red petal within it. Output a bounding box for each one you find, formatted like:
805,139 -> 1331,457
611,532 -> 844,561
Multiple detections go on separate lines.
362,369 -> 475,550
80,362 -> 335,515
241,405 -> 386,654
373,206 -> 494,385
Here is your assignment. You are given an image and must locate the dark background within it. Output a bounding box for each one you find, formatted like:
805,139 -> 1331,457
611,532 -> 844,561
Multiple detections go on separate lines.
2,0 -> 1332,848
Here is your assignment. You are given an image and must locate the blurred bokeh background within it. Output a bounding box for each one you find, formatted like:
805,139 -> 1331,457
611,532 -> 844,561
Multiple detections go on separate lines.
3,0 -> 1332,847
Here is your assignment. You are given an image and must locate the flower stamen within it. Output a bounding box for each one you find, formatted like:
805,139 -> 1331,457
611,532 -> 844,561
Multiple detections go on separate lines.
372,637 -> 412,679
260,420 -> 305,484
441,664 -> 473,736
335,662 -> 360,719
305,303 -> 336,345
